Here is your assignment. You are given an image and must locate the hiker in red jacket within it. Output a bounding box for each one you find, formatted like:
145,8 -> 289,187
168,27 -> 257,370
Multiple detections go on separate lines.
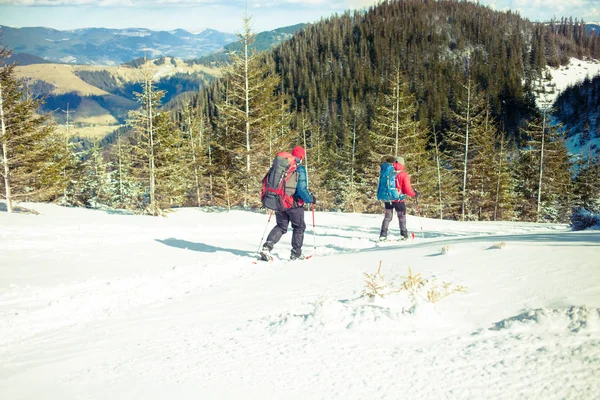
379,156 -> 417,241
260,146 -> 316,261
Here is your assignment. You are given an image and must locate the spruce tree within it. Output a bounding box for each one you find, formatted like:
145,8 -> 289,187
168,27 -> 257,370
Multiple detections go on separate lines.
127,60 -> 185,214
72,140 -> 109,208
492,134 -> 519,221
215,13 -> 286,208
431,125 -> 462,220
179,101 -> 210,207
444,71 -> 505,221
0,45 -> 68,212
572,153 -> 600,213
106,128 -> 139,210
516,111 -> 572,222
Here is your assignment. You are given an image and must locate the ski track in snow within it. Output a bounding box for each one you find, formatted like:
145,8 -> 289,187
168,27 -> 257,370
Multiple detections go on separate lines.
1,204 -> 599,399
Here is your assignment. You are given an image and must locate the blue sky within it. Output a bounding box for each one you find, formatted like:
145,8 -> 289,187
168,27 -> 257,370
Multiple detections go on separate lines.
0,1 -> 598,34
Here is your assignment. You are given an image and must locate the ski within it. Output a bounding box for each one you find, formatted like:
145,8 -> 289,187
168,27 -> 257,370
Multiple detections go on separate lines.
252,254 -> 313,264
374,232 -> 416,245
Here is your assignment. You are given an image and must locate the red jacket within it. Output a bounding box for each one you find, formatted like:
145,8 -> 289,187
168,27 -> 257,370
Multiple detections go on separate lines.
393,161 -> 416,201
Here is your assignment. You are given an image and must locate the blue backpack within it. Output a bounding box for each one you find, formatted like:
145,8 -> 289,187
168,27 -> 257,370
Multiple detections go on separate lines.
377,162 -> 406,201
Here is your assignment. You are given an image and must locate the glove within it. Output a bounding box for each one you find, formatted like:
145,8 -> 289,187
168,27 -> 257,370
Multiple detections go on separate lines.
414,189 -> 419,199
311,193 -> 317,204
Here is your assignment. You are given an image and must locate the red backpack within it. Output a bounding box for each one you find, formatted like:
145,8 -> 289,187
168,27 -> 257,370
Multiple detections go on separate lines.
260,152 -> 298,211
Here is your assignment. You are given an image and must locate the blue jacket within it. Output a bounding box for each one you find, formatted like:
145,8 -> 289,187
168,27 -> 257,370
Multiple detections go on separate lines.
294,165 -> 313,204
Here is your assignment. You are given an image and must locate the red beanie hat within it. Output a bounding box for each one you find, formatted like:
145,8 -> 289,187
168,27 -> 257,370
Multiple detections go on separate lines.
292,146 -> 306,160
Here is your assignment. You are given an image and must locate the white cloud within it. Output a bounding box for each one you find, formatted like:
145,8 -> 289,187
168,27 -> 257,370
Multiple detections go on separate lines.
475,0 -> 599,22
0,0 -> 217,5
346,0 -> 381,8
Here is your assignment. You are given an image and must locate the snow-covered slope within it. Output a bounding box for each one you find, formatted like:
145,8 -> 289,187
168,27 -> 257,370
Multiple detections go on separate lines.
538,57 -> 600,107
1,203 -> 599,399
538,57 -> 600,157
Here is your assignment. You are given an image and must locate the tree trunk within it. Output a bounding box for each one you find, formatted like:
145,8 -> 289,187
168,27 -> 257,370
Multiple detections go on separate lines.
147,78 -> 156,214
117,132 -> 124,202
63,103 -> 71,203
189,113 -> 201,206
0,83 -> 12,213
394,68 -> 400,157
461,77 -> 471,221
244,30 -> 251,208
302,112 -> 309,186
537,109 -> 547,221
350,117 -> 357,213
208,127 -> 213,201
433,125 -> 443,219
494,136 -> 504,221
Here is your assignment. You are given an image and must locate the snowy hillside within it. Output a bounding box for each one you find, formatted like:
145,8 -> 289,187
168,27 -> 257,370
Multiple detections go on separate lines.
541,57 -> 600,156
1,202 -> 599,399
541,57 -> 600,107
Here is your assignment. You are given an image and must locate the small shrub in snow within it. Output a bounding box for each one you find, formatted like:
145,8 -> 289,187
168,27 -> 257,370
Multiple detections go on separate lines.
362,261 -> 391,298
362,263 -> 466,305
399,267 -> 425,299
492,242 -> 506,249
441,245 -> 450,254
570,207 -> 600,231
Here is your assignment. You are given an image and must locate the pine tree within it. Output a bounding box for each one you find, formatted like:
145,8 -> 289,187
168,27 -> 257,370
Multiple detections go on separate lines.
336,106 -> 371,212
0,45 -> 68,212
370,67 -> 419,160
179,101 -> 210,206
72,140 -> 110,208
492,134 -> 519,221
153,112 -> 188,209
443,73 -> 478,221
428,125 -> 460,219
106,129 -> 139,209
215,12 -> 286,208
127,60 -> 167,214
572,153 -> 600,213
516,110 -> 572,222
444,67 -> 510,221
467,106 -> 504,220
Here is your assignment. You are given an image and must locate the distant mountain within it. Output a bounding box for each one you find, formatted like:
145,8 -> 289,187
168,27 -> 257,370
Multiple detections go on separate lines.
0,25 -> 238,65
227,23 -> 306,52
186,23 -> 306,66
0,52 -> 50,66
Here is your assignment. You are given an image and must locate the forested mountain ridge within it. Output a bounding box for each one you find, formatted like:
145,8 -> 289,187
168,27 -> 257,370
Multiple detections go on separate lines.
262,0 -> 599,141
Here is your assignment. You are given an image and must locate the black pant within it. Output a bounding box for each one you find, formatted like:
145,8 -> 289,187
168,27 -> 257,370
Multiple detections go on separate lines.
380,201 -> 408,238
263,206 -> 306,257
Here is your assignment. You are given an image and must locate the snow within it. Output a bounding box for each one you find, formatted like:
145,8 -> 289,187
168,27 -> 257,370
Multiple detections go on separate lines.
538,57 -> 600,107
1,201 -> 599,399
537,57 -> 600,157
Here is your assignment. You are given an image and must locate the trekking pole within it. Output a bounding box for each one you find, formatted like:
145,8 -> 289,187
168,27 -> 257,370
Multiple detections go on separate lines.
257,210 -> 274,253
415,196 -> 425,239
312,202 -> 317,256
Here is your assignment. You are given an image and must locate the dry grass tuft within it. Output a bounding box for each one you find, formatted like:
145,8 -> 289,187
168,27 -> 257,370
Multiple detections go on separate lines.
441,245 -> 450,254
362,263 -> 466,304
426,281 -> 467,303
492,241 -> 506,249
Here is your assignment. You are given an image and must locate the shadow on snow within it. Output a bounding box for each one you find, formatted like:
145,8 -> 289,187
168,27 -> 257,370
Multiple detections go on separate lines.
155,238 -> 254,257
